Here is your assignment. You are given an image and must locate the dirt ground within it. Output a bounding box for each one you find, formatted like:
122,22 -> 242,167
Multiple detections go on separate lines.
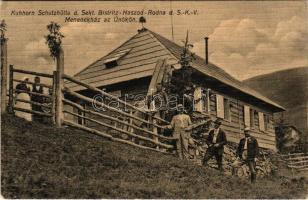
1,114 -> 307,198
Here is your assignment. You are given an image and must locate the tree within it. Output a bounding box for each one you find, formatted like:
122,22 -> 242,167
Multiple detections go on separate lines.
44,22 -> 64,59
169,30 -> 196,112
179,30 -> 195,69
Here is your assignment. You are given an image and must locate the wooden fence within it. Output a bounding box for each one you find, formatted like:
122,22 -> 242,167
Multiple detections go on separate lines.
62,74 -> 176,154
8,65 -> 55,122
7,64 -> 177,154
281,152 -> 308,171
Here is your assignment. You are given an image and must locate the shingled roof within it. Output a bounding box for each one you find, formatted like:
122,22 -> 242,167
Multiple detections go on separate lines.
66,28 -> 285,111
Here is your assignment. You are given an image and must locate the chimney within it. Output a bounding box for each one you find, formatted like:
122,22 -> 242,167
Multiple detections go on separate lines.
204,37 -> 209,64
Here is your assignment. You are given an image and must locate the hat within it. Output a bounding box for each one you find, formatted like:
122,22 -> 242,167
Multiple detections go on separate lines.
244,127 -> 250,132
214,118 -> 222,125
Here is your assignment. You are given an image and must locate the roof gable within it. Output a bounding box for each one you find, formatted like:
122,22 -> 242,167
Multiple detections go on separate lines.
66,30 -> 176,90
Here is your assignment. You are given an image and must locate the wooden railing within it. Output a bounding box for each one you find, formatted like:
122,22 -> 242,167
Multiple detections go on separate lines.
62,74 -> 169,125
62,74 -> 176,154
281,152 -> 308,171
7,65 -> 177,155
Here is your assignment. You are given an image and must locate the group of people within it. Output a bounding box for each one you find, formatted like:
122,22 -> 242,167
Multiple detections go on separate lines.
14,76 -> 45,122
166,104 -> 259,183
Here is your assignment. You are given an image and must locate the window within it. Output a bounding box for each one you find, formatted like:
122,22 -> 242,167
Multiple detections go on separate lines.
264,114 -> 271,131
216,94 -> 224,119
194,87 -> 203,112
250,109 -> 255,128
258,112 -> 265,132
244,105 -> 250,128
104,49 -> 131,68
105,60 -> 118,68
201,89 -> 210,113
224,98 -> 231,121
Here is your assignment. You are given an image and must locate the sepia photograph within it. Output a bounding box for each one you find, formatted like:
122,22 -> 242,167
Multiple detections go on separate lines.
0,0 -> 307,198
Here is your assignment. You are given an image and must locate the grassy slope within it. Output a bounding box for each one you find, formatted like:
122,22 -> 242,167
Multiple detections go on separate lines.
1,115 -> 307,199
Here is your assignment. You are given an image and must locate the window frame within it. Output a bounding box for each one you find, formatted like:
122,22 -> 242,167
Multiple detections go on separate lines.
244,105 -> 251,128
103,49 -> 131,68
258,112 -> 265,132
216,94 -> 225,119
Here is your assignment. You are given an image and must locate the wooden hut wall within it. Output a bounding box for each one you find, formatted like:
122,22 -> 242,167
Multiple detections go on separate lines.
205,88 -> 277,150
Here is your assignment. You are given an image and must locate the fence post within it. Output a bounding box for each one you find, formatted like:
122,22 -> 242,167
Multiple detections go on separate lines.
153,116 -> 159,149
8,64 -> 13,113
55,48 -> 64,127
0,36 -> 8,114
51,71 -> 57,125
129,109 -> 135,143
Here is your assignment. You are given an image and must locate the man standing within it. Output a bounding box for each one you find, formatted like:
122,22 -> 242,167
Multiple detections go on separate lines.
236,127 -> 259,183
168,104 -> 192,159
31,76 -> 44,122
203,118 -> 227,172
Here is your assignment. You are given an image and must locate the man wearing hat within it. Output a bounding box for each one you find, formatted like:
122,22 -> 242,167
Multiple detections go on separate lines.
168,104 -> 192,159
202,118 -> 227,171
235,127 -> 259,183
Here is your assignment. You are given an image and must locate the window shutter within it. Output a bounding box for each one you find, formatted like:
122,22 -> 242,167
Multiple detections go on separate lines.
259,112 -> 265,131
194,87 -> 203,112
244,105 -> 250,127
216,94 -> 224,119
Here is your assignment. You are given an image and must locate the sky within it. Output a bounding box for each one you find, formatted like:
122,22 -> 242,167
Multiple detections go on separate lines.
1,1 -> 308,80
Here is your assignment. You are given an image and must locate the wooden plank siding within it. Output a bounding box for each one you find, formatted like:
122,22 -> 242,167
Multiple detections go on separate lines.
203,88 -> 277,150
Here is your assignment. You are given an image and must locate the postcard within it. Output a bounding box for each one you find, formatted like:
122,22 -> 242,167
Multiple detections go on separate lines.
1,1 -> 307,199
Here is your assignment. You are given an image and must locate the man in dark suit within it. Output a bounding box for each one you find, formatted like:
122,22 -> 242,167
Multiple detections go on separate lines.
236,127 -> 259,183
203,118 -> 227,171
31,76 -> 44,122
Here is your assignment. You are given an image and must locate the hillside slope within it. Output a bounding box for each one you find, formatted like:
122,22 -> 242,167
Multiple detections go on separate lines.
244,67 -> 308,134
244,67 -> 308,108
1,115 -> 307,198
